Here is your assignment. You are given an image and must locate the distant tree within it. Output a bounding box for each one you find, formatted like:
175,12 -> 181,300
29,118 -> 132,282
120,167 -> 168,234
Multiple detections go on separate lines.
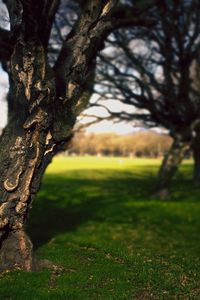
91,0 -> 200,197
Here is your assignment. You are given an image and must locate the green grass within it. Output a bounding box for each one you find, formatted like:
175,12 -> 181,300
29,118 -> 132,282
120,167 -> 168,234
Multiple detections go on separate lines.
0,157 -> 200,299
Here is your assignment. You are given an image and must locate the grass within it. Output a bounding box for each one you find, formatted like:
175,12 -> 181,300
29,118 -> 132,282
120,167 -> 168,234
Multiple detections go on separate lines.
0,156 -> 200,299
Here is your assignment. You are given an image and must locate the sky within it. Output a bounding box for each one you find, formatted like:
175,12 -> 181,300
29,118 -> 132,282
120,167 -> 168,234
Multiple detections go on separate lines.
0,0 -> 9,127
0,67 -> 8,128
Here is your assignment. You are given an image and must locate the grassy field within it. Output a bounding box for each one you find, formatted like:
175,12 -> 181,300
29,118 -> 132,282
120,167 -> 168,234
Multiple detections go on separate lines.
0,157 -> 200,299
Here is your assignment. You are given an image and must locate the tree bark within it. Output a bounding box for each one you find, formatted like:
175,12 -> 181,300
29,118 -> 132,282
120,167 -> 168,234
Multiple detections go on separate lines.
156,135 -> 190,199
0,116 -> 72,271
0,0 -> 118,271
0,42 -> 59,271
0,40 -> 93,271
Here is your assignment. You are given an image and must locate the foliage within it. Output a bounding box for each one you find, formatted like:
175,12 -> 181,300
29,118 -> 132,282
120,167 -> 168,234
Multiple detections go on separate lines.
0,157 -> 199,299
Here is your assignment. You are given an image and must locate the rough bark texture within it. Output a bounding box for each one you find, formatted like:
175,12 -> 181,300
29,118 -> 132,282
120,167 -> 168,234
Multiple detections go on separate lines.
0,0 -> 118,271
156,135 -> 190,199
0,42 -> 58,270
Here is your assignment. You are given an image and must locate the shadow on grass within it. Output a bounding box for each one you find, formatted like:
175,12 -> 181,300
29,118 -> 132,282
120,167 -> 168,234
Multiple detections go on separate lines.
27,167 -> 200,249
27,169 -> 153,248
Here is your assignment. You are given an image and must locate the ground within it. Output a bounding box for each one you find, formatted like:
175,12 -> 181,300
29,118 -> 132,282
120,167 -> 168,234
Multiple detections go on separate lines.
0,157 -> 200,299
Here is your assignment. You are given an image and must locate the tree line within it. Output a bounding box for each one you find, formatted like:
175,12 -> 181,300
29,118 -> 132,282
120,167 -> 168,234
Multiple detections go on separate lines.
68,131 -> 172,158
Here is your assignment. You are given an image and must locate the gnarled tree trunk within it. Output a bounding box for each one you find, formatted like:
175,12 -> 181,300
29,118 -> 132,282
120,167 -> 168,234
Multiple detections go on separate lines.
0,0 -> 117,271
0,118 -> 73,271
156,135 -> 190,199
0,42 -> 63,271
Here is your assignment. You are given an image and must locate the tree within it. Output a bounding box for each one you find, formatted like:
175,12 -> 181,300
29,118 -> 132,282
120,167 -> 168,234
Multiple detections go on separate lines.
0,0 -> 158,271
90,0 -> 200,196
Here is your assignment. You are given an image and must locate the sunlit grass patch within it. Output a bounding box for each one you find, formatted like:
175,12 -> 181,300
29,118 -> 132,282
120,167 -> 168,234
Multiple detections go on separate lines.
0,157 -> 199,299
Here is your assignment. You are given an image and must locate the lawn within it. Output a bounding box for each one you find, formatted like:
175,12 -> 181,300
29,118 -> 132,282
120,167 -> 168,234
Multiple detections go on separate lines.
0,157 -> 200,299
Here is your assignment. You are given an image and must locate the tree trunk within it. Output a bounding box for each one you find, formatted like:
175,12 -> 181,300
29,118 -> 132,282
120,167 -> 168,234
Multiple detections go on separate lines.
0,0 -> 118,271
156,135 -> 190,199
0,119 -> 53,270
192,129 -> 200,187
0,42 -> 72,271
0,118 -> 72,271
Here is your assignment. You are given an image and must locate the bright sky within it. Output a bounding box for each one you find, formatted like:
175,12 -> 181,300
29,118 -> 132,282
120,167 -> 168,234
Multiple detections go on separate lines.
0,67 -> 8,128
86,120 -> 137,134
